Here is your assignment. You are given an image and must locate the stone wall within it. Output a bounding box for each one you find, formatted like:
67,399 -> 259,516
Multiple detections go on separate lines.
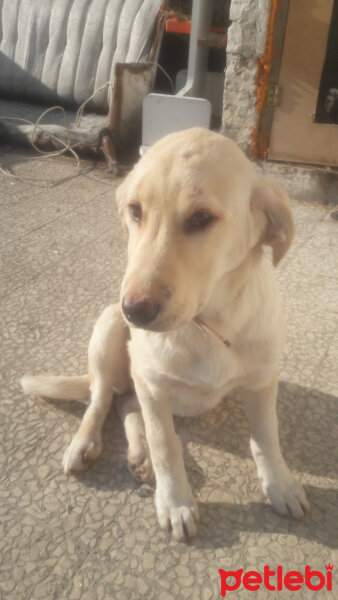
221,0 -> 271,155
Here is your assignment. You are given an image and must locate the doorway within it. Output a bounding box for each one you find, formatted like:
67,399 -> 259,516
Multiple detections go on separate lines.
268,0 -> 338,166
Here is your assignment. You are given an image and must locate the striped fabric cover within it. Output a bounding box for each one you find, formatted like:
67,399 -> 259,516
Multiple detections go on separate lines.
0,0 -> 163,112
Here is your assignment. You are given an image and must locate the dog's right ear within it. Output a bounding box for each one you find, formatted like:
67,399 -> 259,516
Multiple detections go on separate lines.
115,171 -> 134,232
115,175 -> 129,217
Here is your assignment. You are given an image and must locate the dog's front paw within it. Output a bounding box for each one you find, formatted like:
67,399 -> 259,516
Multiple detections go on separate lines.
62,434 -> 102,474
155,489 -> 199,541
264,472 -> 310,519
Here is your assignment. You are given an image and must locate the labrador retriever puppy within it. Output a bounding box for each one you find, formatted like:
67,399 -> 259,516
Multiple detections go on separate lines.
22,128 -> 309,541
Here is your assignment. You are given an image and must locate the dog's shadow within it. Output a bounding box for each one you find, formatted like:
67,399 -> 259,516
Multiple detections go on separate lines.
180,380 -> 338,548
176,380 -> 338,481
194,484 -> 338,549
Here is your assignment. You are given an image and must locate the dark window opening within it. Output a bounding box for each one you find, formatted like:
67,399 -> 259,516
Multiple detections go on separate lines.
154,0 -> 230,94
315,0 -> 338,124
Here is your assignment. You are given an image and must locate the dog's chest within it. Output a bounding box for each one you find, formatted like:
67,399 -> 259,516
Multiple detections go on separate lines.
129,326 -> 240,415
171,347 -> 232,389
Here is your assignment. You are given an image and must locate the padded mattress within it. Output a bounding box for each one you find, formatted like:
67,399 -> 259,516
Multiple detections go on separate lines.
0,0 -> 163,112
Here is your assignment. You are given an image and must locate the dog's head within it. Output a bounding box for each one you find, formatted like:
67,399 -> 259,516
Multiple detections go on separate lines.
116,128 -> 294,331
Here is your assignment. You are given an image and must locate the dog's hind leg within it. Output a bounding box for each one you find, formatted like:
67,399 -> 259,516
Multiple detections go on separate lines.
63,304 -> 131,474
116,393 -> 153,483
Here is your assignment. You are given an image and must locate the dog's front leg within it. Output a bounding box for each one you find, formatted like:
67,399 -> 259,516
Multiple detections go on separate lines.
134,377 -> 199,541
63,304 -> 130,473
244,373 -> 310,518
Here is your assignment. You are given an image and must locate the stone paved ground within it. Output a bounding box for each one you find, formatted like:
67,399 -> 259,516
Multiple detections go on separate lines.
1,147 -> 337,599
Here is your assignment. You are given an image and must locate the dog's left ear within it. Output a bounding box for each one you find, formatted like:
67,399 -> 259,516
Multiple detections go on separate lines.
250,178 -> 295,266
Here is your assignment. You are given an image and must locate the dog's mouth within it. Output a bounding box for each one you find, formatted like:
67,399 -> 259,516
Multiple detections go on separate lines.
122,306 -> 231,347
122,310 -> 182,333
120,293 -> 192,332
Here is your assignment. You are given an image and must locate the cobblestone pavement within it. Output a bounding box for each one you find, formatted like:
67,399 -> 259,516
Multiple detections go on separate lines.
1,147 -> 337,599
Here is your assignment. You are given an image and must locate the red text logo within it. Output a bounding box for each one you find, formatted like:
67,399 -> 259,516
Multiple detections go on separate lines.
219,564 -> 333,596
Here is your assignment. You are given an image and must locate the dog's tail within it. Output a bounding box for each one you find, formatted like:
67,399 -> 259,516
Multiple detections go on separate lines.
21,374 -> 90,404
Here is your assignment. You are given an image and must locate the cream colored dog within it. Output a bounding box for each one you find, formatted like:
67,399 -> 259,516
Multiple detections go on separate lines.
22,128 -> 309,541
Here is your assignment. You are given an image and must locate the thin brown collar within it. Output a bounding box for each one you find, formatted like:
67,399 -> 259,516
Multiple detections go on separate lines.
193,316 -> 231,348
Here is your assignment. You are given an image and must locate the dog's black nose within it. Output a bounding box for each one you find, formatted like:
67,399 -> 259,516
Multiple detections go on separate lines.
122,296 -> 161,326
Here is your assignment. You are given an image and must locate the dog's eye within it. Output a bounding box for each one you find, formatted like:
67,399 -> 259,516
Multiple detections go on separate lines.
129,203 -> 142,222
185,211 -> 215,234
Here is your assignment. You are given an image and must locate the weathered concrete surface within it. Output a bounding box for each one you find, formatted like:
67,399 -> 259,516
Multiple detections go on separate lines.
1,147 -> 337,599
259,161 -> 338,207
